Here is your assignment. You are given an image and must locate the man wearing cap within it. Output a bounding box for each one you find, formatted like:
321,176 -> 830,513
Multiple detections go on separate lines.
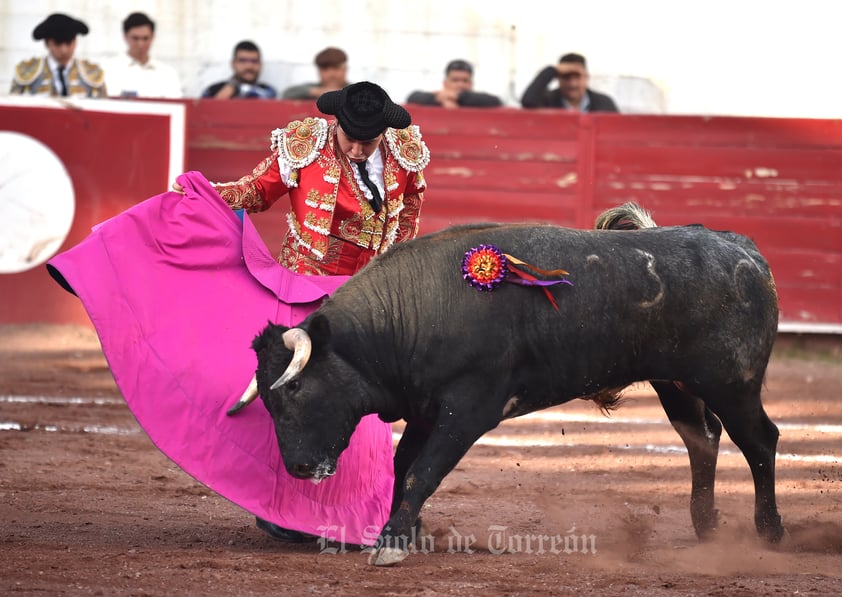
407,59 -> 503,108
10,13 -> 106,97
521,52 -> 618,112
282,47 -> 350,101
172,80 -> 429,541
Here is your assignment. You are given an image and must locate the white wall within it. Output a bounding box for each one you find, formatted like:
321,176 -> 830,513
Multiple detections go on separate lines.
1,0 -> 841,118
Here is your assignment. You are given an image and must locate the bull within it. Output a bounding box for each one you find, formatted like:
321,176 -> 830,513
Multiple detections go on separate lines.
230,202 -> 784,565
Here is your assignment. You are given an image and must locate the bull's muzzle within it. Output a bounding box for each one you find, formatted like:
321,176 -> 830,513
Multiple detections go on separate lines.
291,459 -> 337,484
225,327 -> 312,415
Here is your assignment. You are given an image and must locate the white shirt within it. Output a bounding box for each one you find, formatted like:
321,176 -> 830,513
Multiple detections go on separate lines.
103,54 -> 183,99
46,55 -> 67,95
351,153 -> 385,202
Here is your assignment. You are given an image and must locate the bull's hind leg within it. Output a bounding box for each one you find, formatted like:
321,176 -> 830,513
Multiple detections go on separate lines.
651,380 -> 722,539
690,380 -> 785,543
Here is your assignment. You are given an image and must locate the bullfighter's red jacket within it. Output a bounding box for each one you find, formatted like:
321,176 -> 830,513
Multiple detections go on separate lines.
212,117 -> 429,275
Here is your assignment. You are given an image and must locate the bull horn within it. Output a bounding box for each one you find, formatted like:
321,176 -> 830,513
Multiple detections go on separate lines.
226,375 -> 259,416
269,328 -> 312,390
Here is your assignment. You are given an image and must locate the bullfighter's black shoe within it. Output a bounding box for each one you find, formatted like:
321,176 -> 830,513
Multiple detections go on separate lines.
255,517 -> 306,543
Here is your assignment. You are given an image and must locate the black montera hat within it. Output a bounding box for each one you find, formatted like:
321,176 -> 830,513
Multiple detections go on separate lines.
317,81 -> 411,140
33,13 -> 89,42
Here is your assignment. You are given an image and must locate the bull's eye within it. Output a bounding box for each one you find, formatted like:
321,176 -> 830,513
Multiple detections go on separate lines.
286,379 -> 300,392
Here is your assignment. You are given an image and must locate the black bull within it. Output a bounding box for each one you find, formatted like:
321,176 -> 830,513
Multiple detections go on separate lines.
239,205 -> 784,565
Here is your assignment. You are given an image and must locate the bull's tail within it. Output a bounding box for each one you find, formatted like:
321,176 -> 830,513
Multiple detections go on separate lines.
594,202 -> 657,230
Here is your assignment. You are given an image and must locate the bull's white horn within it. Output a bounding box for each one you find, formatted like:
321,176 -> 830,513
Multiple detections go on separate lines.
269,328 -> 312,390
226,375 -> 259,415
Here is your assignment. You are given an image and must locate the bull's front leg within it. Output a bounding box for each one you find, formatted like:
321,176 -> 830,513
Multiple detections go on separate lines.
389,418 -> 433,518
369,404 -> 498,566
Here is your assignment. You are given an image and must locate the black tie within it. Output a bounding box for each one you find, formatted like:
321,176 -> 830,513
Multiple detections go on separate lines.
57,66 -> 68,96
355,161 -> 382,214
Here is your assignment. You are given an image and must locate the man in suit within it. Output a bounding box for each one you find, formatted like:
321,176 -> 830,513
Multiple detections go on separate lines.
521,52 -> 618,112
10,13 -> 106,97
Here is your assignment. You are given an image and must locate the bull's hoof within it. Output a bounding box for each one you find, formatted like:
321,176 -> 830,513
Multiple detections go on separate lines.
757,513 -> 785,544
692,508 -> 720,541
367,546 -> 409,566
761,525 -> 786,544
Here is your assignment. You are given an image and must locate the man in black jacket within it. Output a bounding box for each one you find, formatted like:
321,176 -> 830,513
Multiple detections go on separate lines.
201,40 -> 277,99
407,59 -> 502,108
521,53 -> 618,112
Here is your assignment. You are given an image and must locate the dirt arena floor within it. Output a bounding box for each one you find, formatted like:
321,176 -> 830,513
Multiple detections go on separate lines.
1,324 -> 841,596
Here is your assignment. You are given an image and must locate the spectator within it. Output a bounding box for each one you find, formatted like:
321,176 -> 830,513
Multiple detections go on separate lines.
282,47 -> 349,100
521,53 -> 618,112
407,59 -> 503,108
103,12 -> 182,98
10,13 -> 106,97
201,40 -> 277,99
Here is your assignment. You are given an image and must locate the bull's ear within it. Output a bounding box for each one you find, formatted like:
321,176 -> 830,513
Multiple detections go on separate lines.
252,321 -> 284,353
308,314 -> 332,349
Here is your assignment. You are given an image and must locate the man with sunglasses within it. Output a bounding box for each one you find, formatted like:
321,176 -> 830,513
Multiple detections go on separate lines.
521,52 -> 618,112
201,40 -> 277,99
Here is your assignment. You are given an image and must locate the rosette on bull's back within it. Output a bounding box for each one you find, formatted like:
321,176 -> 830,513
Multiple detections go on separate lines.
461,243 -> 572,310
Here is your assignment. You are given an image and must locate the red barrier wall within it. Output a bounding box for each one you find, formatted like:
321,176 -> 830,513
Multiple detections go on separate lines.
1,99 -> 839,331
186,102 -> 842,331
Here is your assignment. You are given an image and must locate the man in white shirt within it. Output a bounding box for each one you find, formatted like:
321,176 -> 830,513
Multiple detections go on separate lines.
104,12 -> 182,99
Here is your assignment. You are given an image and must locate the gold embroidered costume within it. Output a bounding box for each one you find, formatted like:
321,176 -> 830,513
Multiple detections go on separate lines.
10,56 -> 106,97
213,118 -> 429,276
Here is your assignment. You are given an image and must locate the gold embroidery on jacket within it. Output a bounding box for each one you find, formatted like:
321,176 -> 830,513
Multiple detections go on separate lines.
11,57 -> 106,97
13,57 -> 43,85
273,118 -> 328,170
385,125 -> 431,172
78,60 -> 105,87
212,154 -> 275,210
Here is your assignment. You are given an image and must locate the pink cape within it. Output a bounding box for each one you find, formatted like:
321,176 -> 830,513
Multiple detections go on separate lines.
46,171 -> 393,546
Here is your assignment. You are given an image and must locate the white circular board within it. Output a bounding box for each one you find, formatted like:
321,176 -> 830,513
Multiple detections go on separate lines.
0,131 -> 75,274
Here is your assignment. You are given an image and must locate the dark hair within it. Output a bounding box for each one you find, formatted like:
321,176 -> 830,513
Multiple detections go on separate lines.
315,47 -> 347,68
123,12 -> 155,34
234,40 -> 261,58
559,53 -> 587,68
445,59 -> 473,75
